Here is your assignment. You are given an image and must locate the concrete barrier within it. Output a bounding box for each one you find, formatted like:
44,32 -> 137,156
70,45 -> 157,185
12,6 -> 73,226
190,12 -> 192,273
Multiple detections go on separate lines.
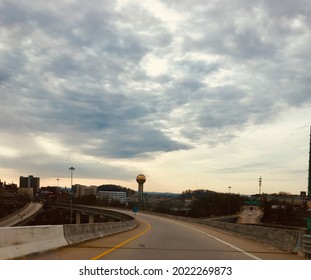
206,221 -> 303,253
302,235 -> 311,258
141,211 -> 305,254
64,220 -> 137,245
0,225 -> 68,260
0,220 -> 137,259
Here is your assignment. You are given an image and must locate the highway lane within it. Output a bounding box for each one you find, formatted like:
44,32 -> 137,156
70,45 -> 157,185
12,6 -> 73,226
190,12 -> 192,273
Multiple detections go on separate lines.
23,211 -> 304,260
238,206 -> 262,224
0,202 -> 43,227
96,214 -> 259,260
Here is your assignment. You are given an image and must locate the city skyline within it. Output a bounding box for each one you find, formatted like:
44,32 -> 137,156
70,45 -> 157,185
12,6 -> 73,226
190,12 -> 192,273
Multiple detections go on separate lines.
1,1 -> 311,195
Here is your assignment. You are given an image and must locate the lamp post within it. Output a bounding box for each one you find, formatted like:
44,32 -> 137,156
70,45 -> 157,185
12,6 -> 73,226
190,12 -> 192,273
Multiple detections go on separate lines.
228,186 -> 232,215
69,167 -> 75,224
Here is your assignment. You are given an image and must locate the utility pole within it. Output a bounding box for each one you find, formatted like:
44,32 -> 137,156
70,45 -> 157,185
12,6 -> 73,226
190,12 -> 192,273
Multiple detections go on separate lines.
69,167 -> 75,224
228,186 -> 231,215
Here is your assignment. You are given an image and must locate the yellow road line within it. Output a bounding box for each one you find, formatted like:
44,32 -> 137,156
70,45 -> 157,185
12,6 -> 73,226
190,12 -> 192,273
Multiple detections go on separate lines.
91,221 -> 151,260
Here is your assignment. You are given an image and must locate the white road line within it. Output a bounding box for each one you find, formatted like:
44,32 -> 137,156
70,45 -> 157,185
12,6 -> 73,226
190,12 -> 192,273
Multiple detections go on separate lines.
177,222 -> 262,260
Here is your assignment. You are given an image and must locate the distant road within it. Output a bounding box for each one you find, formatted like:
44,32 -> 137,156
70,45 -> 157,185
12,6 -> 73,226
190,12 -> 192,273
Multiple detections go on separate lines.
23,211 -> 303,260
0,202 -> 43,227
238,206 -> 263,224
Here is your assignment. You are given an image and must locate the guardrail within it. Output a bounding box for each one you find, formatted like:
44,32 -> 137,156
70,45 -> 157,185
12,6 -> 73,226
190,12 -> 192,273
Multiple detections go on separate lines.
302,235 -> 311,258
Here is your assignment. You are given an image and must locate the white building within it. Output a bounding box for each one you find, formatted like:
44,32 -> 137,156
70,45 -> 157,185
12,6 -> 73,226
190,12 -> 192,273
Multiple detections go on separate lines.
97,191 -> 127,203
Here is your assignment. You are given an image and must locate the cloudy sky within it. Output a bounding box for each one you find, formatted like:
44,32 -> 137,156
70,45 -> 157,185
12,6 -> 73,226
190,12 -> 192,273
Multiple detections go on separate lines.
1,0 -> 310,195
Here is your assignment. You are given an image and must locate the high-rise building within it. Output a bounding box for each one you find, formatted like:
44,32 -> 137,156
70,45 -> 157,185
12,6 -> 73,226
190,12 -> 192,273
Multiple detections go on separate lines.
19,175 -> 40,196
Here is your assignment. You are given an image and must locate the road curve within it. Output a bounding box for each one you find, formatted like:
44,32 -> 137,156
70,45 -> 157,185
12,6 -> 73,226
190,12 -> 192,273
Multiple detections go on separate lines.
0,202 -> 43,227
22,211 -> 304,260
238,206 -> 263,224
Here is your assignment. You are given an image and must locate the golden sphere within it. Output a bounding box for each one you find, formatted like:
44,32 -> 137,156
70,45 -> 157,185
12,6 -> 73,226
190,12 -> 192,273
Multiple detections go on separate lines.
136,174 -> 146,184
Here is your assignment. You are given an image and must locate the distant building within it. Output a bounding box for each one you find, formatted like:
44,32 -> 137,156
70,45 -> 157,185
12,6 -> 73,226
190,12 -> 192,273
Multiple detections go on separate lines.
0,180 -> 17,192
19,175 -> 40,197
0,180 -> 18,201
251,193 -> 307,208
40,186 -> 60,198
97,191 -> 127,203
74,184 -> 97,198
18,187 -> 33,197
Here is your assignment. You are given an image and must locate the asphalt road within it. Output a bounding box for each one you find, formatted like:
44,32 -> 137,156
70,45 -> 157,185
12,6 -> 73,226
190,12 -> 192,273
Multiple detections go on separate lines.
238,206 -> 262,224
23,211 -> 304,260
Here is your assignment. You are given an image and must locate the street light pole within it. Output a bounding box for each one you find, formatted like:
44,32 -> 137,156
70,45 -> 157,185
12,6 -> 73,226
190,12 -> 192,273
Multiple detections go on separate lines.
69,167 -> 75,224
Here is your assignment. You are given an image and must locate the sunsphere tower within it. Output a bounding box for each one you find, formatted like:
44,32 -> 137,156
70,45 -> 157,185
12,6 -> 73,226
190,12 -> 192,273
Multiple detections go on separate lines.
136,174 -> 146,207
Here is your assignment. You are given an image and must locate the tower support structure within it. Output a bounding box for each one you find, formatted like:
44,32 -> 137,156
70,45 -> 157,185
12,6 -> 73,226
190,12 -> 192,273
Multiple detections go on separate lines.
136,174 -> 146,208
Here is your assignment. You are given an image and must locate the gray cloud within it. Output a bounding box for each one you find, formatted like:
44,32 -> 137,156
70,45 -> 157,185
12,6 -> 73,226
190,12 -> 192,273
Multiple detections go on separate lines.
1,0 -> 310,185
